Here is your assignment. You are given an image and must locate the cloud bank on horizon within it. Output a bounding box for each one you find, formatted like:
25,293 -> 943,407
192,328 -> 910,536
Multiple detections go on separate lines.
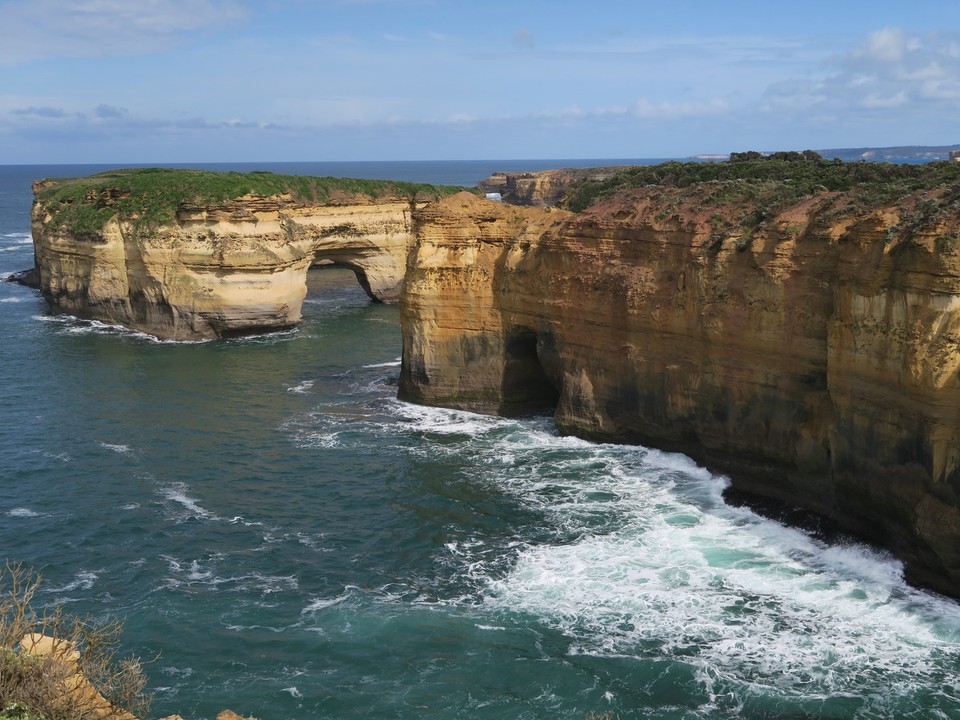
1,0 -> 959,163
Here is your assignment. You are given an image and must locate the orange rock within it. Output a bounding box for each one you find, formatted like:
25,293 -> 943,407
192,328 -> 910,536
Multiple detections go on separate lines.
400,185 -> 960,598
217,710 -> 257,720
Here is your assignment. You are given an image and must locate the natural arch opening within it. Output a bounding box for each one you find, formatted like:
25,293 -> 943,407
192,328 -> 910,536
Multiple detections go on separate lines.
309,258 -> 382,304
500,329 -> 561,416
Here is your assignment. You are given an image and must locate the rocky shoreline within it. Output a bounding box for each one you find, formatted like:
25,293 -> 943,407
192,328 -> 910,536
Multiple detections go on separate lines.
20,160 -> 960,598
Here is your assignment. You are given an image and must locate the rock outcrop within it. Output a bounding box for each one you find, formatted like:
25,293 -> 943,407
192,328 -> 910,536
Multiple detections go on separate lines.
28,162 -> 960,598
29,170 -> 463,340
477,166 -> 629,207
17,633 -> 137,720
399,182 -> 960,598
32,194 -> 415,340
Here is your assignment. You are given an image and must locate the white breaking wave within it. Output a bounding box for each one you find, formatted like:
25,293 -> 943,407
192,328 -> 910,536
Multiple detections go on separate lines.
463,422 -> 960,709
363,357 -> 401,368
390,400 -> 515,438
368,400 -> 960,711
162,555 -> 299,595
302,587 -> 362,614
7,507 -> 43,518
49,570 -> 100,593
287,380 -> 315,394
159,482 -> 216,520
32,315 -> 210,344
98,441 -> 133,455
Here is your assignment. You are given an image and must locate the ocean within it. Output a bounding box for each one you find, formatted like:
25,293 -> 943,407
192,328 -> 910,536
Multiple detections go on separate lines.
1,161 -> 959,720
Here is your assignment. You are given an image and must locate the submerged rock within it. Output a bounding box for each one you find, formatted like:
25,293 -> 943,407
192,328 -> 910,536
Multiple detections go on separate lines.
5,268 -> 39,288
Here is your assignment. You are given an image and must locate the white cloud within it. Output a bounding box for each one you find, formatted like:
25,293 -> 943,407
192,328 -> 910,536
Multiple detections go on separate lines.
763,27 -> 960,118
0,0 -> 248,63
10,106 -> 67,118
631,97 -> 729,121
854,26 -> 908,64
860,91 -> 908,109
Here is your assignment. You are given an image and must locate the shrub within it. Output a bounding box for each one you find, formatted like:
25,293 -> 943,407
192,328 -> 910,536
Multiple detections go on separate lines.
36,168 -> 474,236
0,563 -> 151,720
562,155 -> 960,212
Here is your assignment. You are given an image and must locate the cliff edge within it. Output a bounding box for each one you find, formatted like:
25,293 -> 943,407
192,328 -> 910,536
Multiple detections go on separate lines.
402,157 -> 960,597
26,159 -> 960,598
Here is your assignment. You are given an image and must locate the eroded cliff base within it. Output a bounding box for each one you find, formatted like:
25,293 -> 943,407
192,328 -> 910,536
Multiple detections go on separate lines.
28,158 -> 960,598
402,156 -> 960,598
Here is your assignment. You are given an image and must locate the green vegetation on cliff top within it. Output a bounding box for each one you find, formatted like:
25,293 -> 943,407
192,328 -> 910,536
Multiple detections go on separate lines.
36,167 -> 471,235
565,152 -> 960,212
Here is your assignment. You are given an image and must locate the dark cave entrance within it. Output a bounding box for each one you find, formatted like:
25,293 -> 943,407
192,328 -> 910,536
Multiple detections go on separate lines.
500,329 -> 561,416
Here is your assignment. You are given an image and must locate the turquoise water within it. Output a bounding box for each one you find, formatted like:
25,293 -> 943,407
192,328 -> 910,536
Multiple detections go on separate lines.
2,163 -> 960,720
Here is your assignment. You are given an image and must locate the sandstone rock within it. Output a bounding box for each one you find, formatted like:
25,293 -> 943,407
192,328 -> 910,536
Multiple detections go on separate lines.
477,167 -> 628,207
31,183 -> 425,340
216,710 -> 257,720
31,164 -> 960,597
400,185 -> 960,597
18,633 -> 137,720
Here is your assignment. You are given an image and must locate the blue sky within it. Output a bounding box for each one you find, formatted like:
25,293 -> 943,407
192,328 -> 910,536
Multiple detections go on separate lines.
2,0 -> 960,163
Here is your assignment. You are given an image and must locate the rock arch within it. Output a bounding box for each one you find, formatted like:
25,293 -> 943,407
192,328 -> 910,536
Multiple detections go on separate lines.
31,198 -> 420,340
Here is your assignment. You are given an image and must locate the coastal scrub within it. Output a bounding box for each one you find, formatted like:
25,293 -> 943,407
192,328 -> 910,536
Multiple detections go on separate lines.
35,167 -> 471,236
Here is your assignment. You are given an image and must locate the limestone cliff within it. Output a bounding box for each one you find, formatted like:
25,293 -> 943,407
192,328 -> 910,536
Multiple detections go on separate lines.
30,169 -> 463,340
477,166 -> 629,207
400,167 -> 960,598
29,161 -> 960,598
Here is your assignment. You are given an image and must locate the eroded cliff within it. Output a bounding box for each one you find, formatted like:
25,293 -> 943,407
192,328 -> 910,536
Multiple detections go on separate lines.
400,160 -> 960,597
30,168 -> 464,340
28,160 -> 960,597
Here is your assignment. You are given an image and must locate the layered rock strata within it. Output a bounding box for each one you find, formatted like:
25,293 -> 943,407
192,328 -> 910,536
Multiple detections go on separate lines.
477,167 -> 629,207
28,165 -> 960,597
399,188 -> 960,597
31,184 -> 422,340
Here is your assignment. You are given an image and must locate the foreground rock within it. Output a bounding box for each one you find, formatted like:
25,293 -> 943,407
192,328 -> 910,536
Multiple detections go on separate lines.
400,168 -> 960,597
4,268 -> 39,288
18,633 -> 137,720
30,169 -> 464,340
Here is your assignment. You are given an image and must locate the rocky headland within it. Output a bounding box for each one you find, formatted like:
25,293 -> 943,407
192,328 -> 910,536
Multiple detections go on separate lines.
28,168 -> 465,340
22,158 -> 960,598
402,157 -> 960,597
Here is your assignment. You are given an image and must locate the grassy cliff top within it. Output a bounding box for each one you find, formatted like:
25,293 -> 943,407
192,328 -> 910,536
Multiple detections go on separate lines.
564,152 -> 960,212
35,167 -> 472,233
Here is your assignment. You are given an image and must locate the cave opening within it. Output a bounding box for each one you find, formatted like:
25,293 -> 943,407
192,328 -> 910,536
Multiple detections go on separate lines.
308,258 -> 382,303
500,329 -> 561,416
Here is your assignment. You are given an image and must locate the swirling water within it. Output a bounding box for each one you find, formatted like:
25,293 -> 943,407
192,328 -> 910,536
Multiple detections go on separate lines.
1,163 -> 959,720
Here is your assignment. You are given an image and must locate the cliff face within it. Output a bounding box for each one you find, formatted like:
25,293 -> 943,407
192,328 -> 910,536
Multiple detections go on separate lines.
477,167 -> 629,207
29,164 -> 960,596
31,186 -> 417,340
400,187 -> 960,597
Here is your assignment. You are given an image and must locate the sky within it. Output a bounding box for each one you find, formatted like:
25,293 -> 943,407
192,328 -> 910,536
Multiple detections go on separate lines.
2,0 -> 960,163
